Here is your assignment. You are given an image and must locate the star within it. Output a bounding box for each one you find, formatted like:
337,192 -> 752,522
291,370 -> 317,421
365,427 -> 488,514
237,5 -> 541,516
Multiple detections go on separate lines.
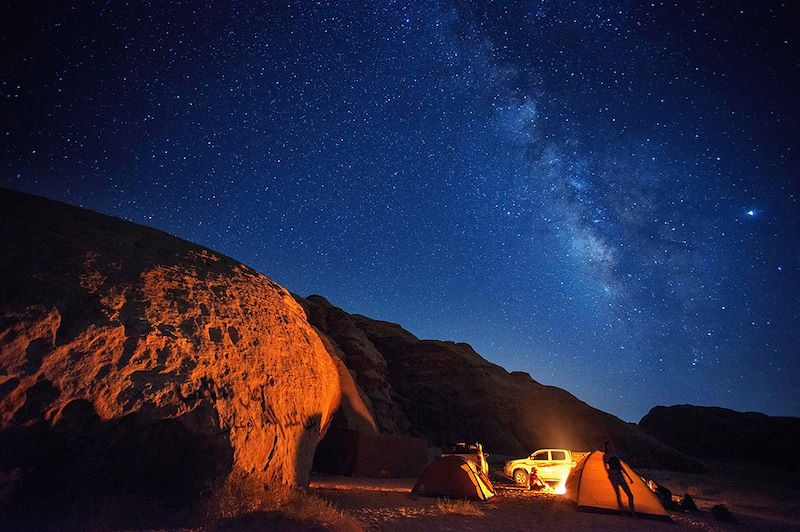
2,0 -> 797,423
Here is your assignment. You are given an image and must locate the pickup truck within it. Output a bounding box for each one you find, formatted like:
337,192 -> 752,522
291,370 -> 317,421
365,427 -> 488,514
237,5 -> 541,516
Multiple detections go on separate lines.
441,442 -> 489,476
503,449 -> 580,485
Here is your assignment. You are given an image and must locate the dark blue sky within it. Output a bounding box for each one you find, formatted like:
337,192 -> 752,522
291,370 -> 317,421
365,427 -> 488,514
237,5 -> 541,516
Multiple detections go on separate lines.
3,1 -> 798,422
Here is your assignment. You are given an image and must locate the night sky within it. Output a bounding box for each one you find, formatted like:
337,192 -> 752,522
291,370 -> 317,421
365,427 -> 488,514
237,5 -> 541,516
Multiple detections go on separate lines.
3,1 -> 798,422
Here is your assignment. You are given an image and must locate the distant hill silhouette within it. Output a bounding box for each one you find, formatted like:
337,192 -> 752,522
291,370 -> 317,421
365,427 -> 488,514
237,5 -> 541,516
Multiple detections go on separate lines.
640,405 -> 800,471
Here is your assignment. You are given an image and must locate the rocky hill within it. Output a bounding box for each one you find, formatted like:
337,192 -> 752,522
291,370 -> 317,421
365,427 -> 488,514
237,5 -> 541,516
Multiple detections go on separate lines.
640,405 -> 800,471
296,295 -> 703,472
0,186 -> 705,527
0,188 -> 342,523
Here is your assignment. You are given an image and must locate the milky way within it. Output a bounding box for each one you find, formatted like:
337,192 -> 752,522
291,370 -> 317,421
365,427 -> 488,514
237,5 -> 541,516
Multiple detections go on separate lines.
3,1 -> 798,421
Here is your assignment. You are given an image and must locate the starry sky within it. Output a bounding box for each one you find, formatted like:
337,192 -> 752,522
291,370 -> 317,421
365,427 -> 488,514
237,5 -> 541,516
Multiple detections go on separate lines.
3,1 -> 798,422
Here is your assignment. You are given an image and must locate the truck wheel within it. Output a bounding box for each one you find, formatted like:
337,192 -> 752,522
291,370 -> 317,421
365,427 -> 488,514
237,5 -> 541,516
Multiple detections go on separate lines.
513,469 -> 529,485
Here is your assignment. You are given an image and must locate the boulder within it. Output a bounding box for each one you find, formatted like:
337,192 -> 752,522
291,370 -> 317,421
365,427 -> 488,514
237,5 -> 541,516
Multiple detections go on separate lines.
0,189 -> 340,521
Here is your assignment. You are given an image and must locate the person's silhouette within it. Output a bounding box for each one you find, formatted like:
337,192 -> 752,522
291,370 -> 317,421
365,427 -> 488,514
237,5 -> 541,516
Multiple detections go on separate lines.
604,441 -> 635,516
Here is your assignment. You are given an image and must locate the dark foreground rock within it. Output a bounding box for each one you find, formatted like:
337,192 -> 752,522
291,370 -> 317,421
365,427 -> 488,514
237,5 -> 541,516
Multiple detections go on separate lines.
0,188 -> 340,525
297,295 -> 703,472
640,405 -> 800,471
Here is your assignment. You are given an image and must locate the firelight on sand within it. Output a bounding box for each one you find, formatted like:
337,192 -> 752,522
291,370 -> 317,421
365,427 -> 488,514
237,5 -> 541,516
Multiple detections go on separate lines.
542,480 -> 567,495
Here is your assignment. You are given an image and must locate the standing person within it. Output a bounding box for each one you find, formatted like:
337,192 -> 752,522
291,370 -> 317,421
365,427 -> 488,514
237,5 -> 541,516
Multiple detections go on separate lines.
475,442 -> 488,476
604,441 -> 635,516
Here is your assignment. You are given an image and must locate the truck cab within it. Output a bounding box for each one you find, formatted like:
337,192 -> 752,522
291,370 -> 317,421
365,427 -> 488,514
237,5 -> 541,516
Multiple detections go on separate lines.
503,448 -> 577,485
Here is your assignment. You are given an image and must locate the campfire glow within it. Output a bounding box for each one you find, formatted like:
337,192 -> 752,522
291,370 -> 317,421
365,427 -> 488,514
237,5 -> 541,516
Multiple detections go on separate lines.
542,480 -> 568,495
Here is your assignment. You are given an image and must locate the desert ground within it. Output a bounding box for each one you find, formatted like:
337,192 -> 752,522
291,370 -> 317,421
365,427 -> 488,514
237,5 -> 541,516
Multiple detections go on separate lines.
309,461 -> 800,531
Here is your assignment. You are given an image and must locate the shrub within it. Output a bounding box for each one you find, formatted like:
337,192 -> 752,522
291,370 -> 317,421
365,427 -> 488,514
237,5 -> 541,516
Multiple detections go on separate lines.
203,474 -> 362,531
434,498 -> 485,516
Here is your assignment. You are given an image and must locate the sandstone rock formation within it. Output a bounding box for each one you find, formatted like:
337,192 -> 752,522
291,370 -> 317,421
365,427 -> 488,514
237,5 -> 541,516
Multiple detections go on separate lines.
297,295 -> 702,472
314,329 -> 378,433
0,188 -> 340,521
640,405 -> 800,471
296,296 -> 411,434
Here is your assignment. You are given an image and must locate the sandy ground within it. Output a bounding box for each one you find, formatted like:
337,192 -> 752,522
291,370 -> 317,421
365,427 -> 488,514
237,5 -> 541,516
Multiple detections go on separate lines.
311,464 -> 800,531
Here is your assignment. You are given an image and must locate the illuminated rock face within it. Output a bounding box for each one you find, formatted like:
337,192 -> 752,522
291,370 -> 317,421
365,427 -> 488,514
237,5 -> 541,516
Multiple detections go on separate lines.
298,296 -> 703,472
296,295 -> 412,434
0,189 -> 340,514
